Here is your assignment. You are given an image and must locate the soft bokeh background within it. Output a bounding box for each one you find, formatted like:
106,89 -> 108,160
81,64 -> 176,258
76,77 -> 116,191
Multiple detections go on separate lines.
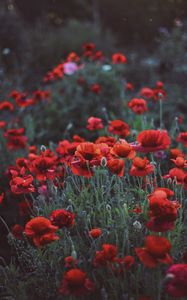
1,0 -> 187,90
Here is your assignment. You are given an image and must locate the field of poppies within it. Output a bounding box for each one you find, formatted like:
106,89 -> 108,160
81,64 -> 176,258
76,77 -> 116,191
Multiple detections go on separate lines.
0,44 -> 187,300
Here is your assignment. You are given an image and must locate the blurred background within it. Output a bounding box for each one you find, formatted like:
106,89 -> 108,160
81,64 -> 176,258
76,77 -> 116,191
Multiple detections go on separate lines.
1,0 -> 187,90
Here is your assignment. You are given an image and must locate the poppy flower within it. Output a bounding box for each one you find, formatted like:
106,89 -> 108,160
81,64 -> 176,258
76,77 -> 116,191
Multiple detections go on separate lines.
164,168 -> 186,185
146,194 -> 178,232
111,139 -> 136,159
135,235 -> 172,268
170,148 -> 185,158
29,155 -> 56,181
0,101 -> 14,112
93,244 -> 118,267
153,88 -> 167,101
125,82 -> 134,91
66,52 -> 80,63
65,256 -> 78,268
165,264 -> 187,297
86,117 -> 104,131
95,136 -> 117,147
130,157 -> 154,177
112,53 -> 127,64
59,268 -> 95,297
82,43 -> 96,52
90,83 -> 101,94
0,121 -> 6,128
73,135 -> 85,143
10,174 -> 35,194
140,87 -> 154,99
107,158 -> 125,177
108,120 -> 130,138
136,130 -> 171,152
75,142 -> 101,165
171,156 -> 187,168
11,224 -> 24,239
128,98 -> 148,114
89,228 -> 102,238
24,217 -> 59,247
4,128 -> 27,150
176,132 -> 187,147
71,157 -> 93,178
49,209 -> 75,228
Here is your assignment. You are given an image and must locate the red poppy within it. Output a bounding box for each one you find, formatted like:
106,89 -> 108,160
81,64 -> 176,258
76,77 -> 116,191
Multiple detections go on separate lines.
125,82 -> 134,91
112,53 -> 127,64
82,43 -> 96,52
10,174 -> 35,194
153,88 -> 167,101
111,139 -> 136,159
171,156 -> 187,168
108,120 -> 130,138
93,244 -> 118,267
75,142 -> 101,165
149,187 -> 174,200
164,168 -> 186,185
130,157 -> 154,177
146,195 -> 178,232
165,264 -> 187,298
140,87 -> 154,99
73,135 -> 85,143
24,217 -> 59,247
0,101 -> 14,112
107,158 -> 125,177
11,224 -> 24,239
86,117 -> 104,131
176,132 -> 187,147
136,130 -> 171,152
70,157 -> 93,178
4,128 -> 27,150
49,209 -> 75,228
66,52 -> 80,63
90,83 -> 101,94
170,148 -> 185,158
128,98 -> 148,114
89,228 -> 102,238
95,136 -> 117,147
123,255 -> 135,269
59,268 -> 95,297
65,256 -> 78,268
29,155 -> 56,181
135,235 -> 172,268
0,121 -> 6,128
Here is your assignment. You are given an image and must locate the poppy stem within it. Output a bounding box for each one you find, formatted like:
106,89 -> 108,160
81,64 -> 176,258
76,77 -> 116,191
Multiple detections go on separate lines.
159,98 -> 163,129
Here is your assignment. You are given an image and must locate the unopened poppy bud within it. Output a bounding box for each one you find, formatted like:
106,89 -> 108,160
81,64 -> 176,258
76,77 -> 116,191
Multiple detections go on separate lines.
66,122 -> 73,131
40,145 -> 46,152
101,157 -> 107,167
106,204 -> 111,211
133,220 -> 142,230
71,248 -> 77,260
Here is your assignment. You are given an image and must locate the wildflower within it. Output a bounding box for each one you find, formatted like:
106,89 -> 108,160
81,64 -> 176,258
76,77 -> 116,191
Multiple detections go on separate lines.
90,83 -> 101,94
146,193 -> 178,232
24,217 -> 59,247
171,156 -> 187,168
108,120 -> 130,138
4,128 -> 27,150
111,139 -> 136,159
59,268 -> 95,297
49,209 -> 75,228
96,136 -> 116,147
11,224 -> 24,239
112,53 -> 127,64
10,174 -> 35,194
0,101 -> 14,112
136,130 -> 171,152
165,264 -> 187,297
86,117 -> 104,131
135,235 -> 172,268
89,228 -> 102,238
65,256 -> 78,268
125,82 -> 134,91
140,87 -> 154,99
107,158 -> 125,177
170,148 -> 185,158
93,244 -> 118,267
164,168 -> 186,185
130,157 -> 154,177
176,132 -> 187,147
128,98 -> 148,114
